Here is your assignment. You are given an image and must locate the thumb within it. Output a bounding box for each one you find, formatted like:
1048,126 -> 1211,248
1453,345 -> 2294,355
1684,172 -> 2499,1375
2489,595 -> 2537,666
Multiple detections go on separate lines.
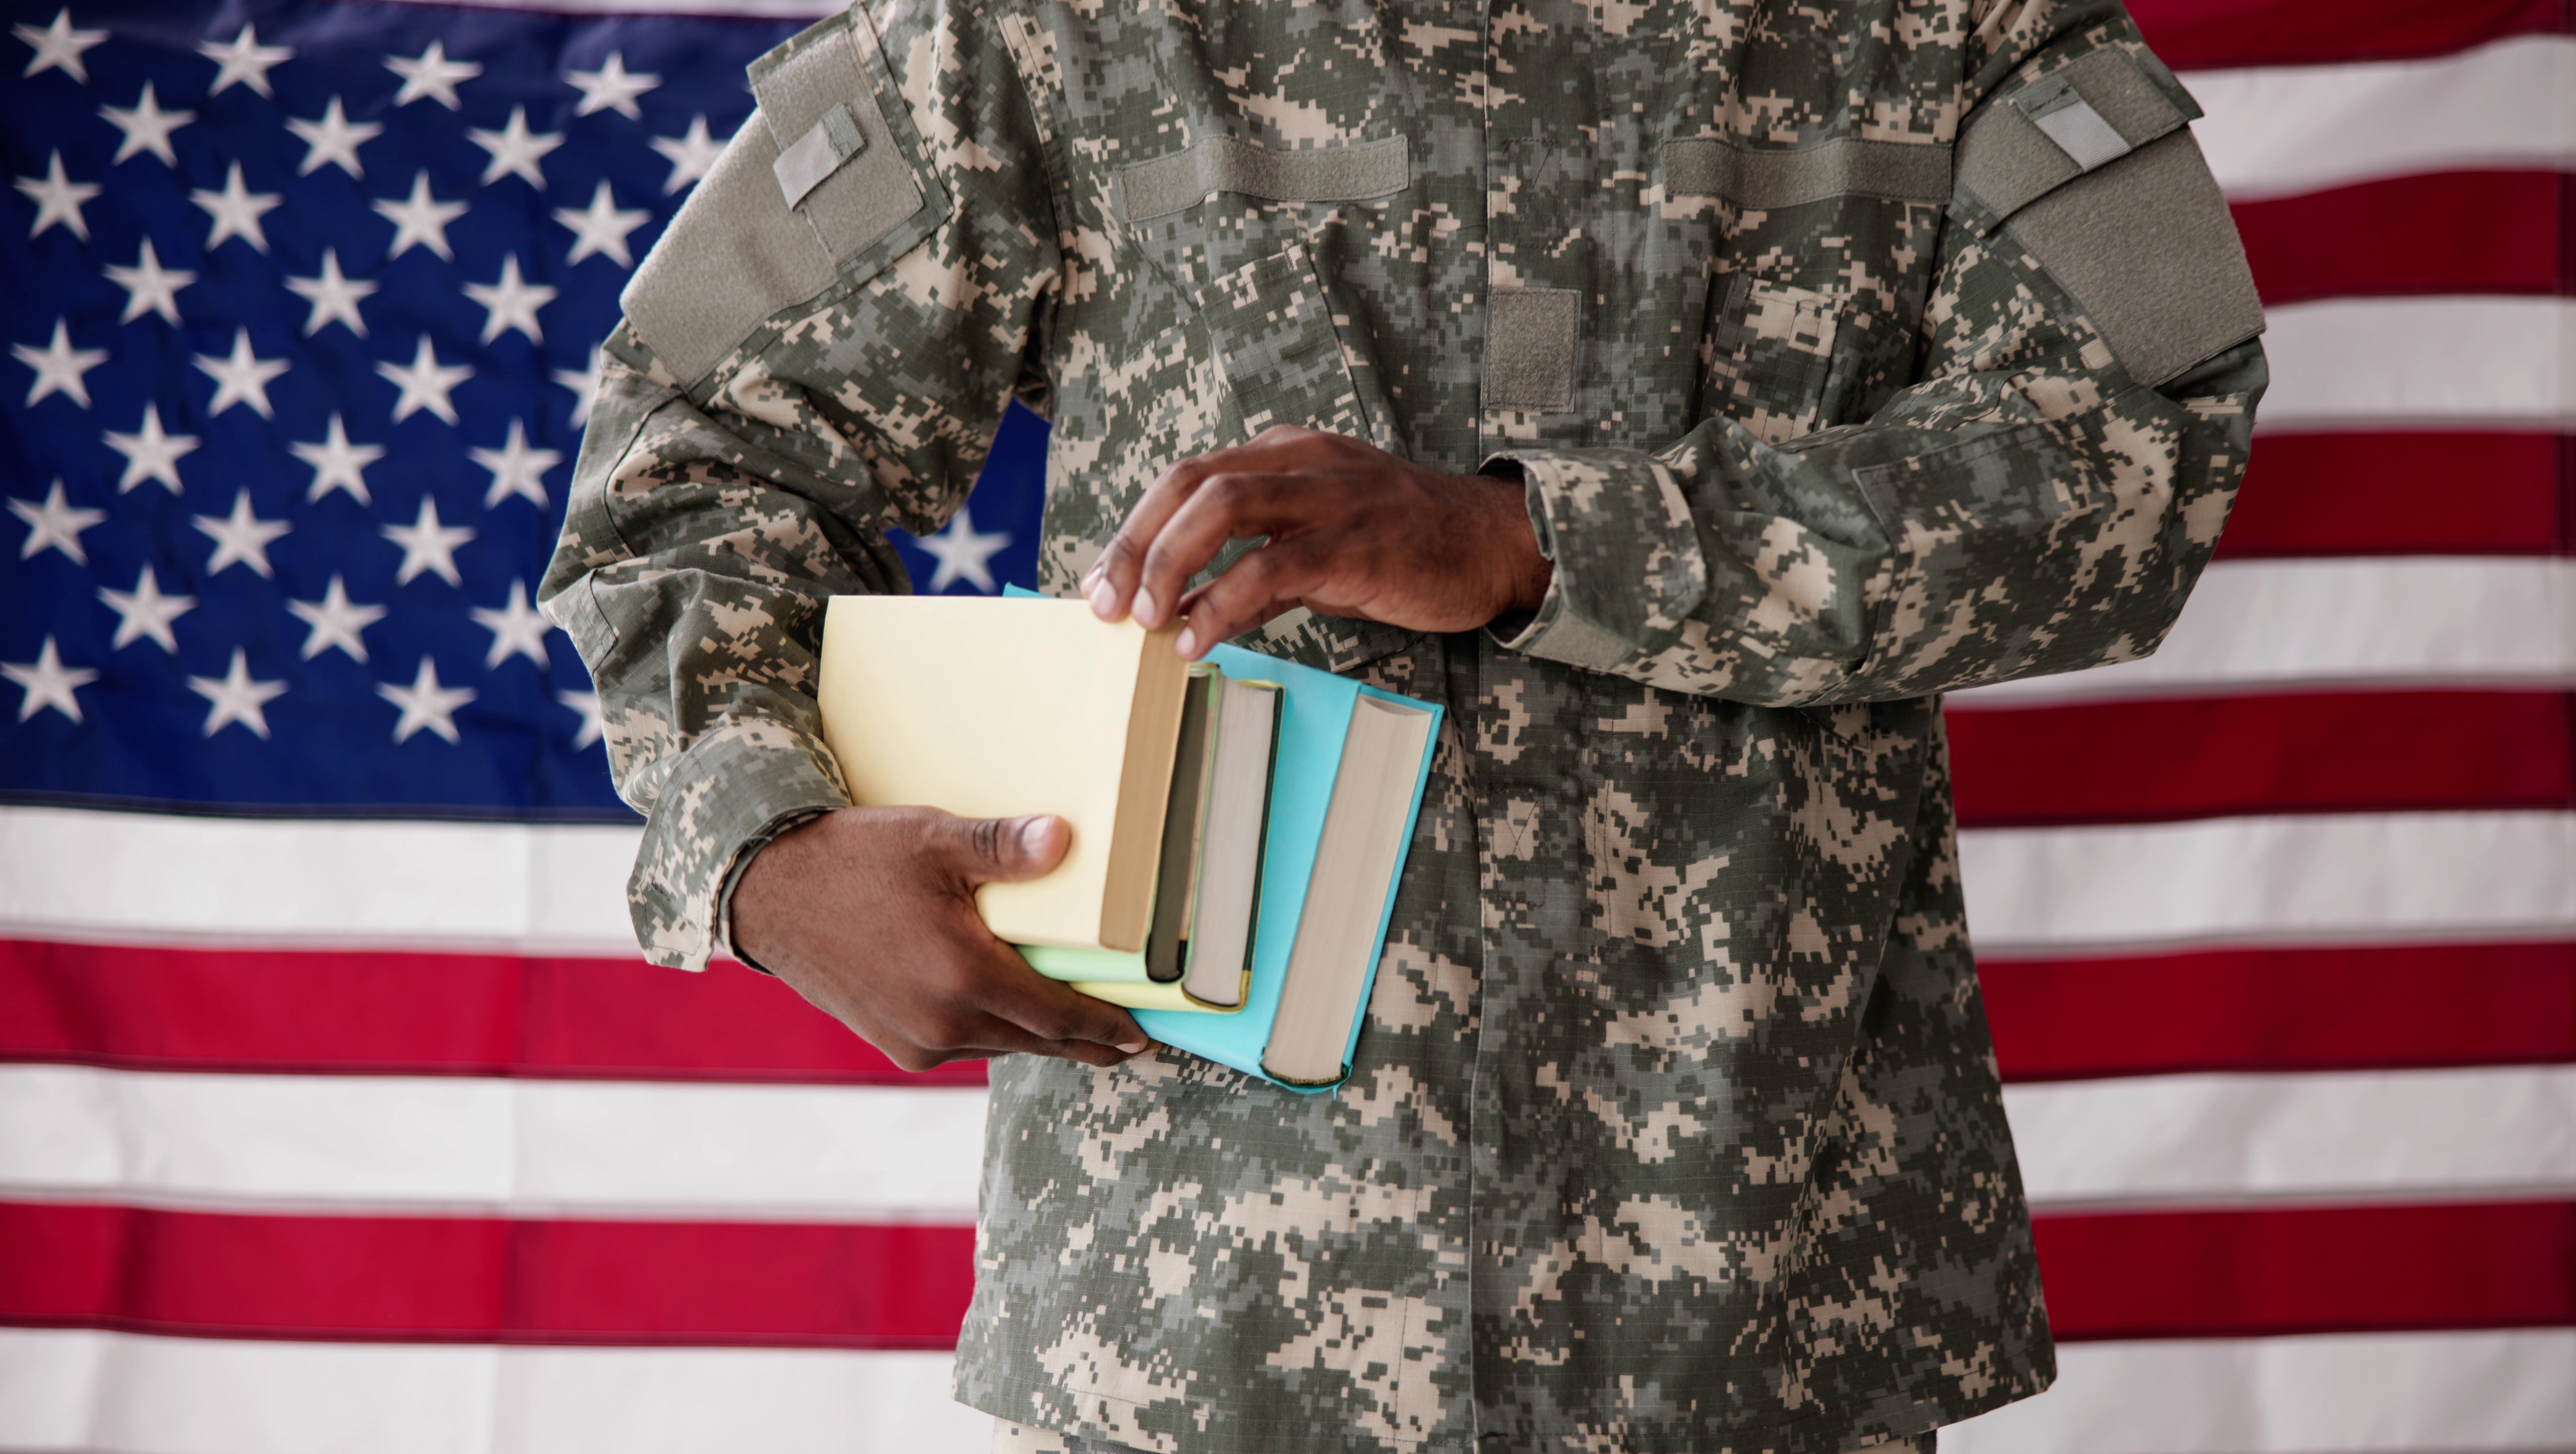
938,812 -> 1069,886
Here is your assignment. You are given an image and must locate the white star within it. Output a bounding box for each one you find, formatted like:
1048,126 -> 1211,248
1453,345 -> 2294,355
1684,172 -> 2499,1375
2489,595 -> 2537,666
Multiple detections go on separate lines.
3,636 -> 97,723
101,80 -> 193,167
386,39 -> 478,109
471,580 -> 553,668
466,105 -> 562,189
193,326 -> 289,419
914,504 -> 1012,593
99,563 -> 194,652
649,114 -> 726,195
464,254 -> 554,345
559,688 -> 603,749
104,237 -> 192,325
15,9 -> 106,84
553,347 -> 607,428
287,574 -> 384,661
567,50 -> 656,120
471,417 -> 560,507
10,479 -> 104,565
191,162 -> 280,253
283,247 -> 376,337
188,648 -> 288,738
377,335 -> 471,425
193,490 -> 291,577
381,496 -> 473,586
290,413 -> 383,503
14,319 -> 106,408
553,180 -> 647,268
103,402 -> 198,493
287,95 -> 379,178
199,23 -> 291,97
380,656 -> 475,744
374,170 -> 467,262
15,151 -> 97,241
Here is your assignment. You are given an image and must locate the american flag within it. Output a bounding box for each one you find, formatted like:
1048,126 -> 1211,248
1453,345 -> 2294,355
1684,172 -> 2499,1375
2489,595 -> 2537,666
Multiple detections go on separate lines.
0,0 -> 2563,1448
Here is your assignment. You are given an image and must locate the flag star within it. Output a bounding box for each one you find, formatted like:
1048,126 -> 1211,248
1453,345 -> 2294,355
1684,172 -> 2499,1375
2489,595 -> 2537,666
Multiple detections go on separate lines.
15,151 -> 97,241
104,403 -> 198,493
290,413 -> 383,503
99,563 -> 194,652
381,496 -> 473,586
287,95 -> 379,178
3,636 -> 97,723
471,417 -> 561,507
471,580 -> 553,668
553,348 -> 607,428
374,171 -> 468,262
14,319 -> 107,408
377,336 -> 472,425
193,490 -> 291,577
553,180 -> 647,267
283,247 -> 377,337
10,479 -> 105,565
199,22 -> 291,97
288,574 -> 384,662
567,50 -> 657,120
191,162 -> 281,253
193,326 -> 290,419
104,237 -> 193,325
559,688 -> 603,749
914,504 -> 1012,593
466,105 -> 562,189
380,656 -> 475,744
188,648 -> 289,739
102,80 -> 193,167
386,39 -> 478,109
464,254 -> 554,345
15,9 -> 106,84
649,115 -> 726,195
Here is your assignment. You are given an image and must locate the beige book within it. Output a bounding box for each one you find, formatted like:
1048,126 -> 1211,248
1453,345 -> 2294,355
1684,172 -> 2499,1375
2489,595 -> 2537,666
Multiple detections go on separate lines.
815,596 -> 1191,952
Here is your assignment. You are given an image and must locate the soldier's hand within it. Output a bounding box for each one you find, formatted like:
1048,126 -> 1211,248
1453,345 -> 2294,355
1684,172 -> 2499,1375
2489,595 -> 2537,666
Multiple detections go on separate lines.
1081,425 -> 1553,657
728,806 -> 1151,1072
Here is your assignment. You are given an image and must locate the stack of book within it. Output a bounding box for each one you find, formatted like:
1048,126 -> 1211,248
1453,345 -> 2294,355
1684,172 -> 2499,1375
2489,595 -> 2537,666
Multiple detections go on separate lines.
815,594 -> 1441,1091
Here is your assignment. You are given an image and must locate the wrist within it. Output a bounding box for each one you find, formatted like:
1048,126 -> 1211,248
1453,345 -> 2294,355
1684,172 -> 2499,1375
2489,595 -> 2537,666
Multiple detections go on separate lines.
1476,465 -> 1552,618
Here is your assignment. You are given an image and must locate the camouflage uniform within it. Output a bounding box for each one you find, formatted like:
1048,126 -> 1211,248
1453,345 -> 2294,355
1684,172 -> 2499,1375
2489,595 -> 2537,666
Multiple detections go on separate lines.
541,0 -> 2264,1447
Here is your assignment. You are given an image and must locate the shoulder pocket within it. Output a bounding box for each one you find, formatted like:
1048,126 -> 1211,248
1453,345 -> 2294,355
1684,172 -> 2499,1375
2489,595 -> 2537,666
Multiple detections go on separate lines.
621,4 -> 956,392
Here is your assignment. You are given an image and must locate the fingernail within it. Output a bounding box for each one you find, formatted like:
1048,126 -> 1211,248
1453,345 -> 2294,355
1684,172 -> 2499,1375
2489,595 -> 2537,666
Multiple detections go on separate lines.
1088,578 -> 1117,619
1117,1040 -> 1148,1055
1019,817 -> 1053,856
1173,627 -> 1197,657
1133,587 -> 1158,627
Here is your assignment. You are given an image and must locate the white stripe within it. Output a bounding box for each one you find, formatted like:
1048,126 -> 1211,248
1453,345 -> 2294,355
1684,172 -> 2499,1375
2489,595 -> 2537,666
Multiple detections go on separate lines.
0,1329 -> 983,1454
1958,810 -> 2576,954
0,806 -> 643,955
1940,1329 -> 2576,1454
2004,1065 -> 2576,1211
1950,558 -> 2576,707
0,1064 -> 985,1222
2183,35 -> 2576,202
2253,297 -> 2576,435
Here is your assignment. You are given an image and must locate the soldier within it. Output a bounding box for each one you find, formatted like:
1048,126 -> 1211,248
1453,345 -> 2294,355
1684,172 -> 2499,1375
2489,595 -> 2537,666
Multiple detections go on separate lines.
541,0 -> 2265,1448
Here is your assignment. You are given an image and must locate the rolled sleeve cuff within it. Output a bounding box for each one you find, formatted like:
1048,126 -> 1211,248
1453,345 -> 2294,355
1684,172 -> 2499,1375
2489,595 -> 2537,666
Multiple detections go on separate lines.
1481,447 -> 1709,670
627,719 -> 851,972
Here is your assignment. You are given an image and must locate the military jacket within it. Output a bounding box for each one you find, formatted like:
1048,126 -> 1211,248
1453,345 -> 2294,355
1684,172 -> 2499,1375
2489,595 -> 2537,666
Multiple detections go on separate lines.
540,0 -> 2266,1447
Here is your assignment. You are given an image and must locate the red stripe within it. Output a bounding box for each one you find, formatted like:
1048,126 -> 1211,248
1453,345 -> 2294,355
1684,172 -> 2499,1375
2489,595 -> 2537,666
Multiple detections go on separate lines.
1980,941 -> 2576,1083
1946,691 -> 2573,828
2233,173 -> 2563,307
0,1202 -> 974,1348
2217,433 -> 2568,560
0,939 -> 986,1086
2036,1200 -> 2576,1341
2130,0 -> 2564,71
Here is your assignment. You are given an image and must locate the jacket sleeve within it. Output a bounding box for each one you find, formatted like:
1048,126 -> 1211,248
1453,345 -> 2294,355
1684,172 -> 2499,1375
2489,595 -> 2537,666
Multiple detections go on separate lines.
1488,6 -> 2268,707
538,1 -> 1062,970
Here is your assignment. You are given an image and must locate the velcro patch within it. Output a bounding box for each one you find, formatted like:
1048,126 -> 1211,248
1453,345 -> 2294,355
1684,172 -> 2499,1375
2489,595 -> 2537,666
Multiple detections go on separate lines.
2014,75 -> 2132,170
772,101 -> 867,207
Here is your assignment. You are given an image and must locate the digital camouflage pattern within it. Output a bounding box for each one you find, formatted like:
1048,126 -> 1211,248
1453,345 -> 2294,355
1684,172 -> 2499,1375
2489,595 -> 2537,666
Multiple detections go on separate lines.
540,0 -> 2266,1446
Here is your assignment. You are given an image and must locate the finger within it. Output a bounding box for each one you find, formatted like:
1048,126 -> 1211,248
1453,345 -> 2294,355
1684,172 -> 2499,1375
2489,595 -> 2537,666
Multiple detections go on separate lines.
1175,535 -> 1331,658
980,954 -> 1152,1055
1089,428 -> 1337,625
925,1013 -> 1139,1070
927,811 -> 1070,887
1134,471 -> 1318,632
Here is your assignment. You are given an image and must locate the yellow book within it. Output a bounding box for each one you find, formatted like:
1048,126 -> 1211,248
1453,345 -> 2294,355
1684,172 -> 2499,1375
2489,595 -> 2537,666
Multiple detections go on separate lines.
815,597 -> 1190,952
